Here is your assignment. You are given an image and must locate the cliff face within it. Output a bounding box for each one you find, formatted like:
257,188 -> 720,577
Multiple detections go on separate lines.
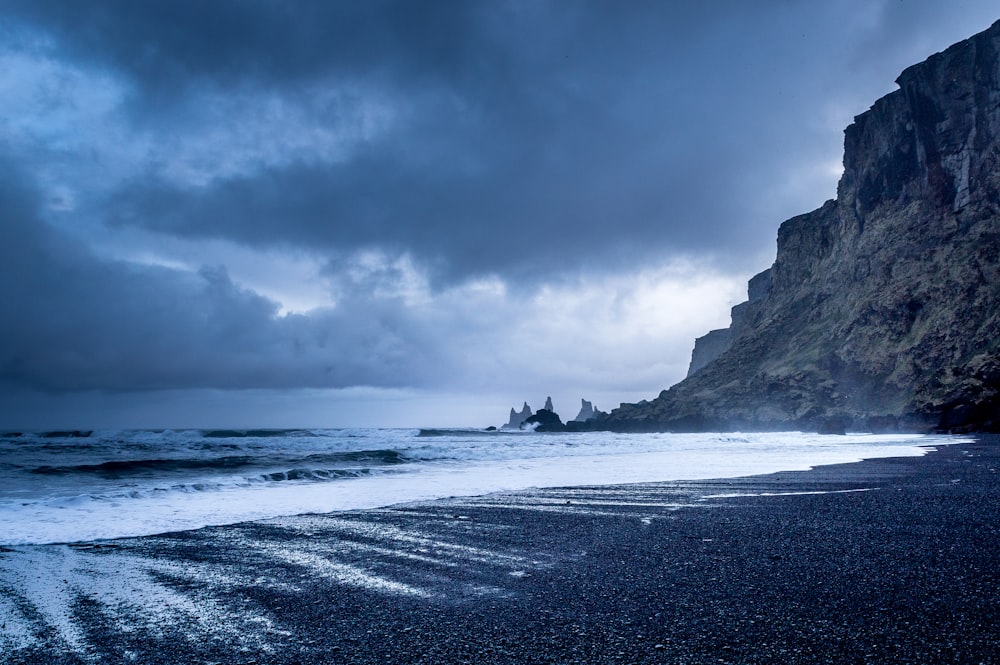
686,269 -> 771,377
604,20 -> 1000,433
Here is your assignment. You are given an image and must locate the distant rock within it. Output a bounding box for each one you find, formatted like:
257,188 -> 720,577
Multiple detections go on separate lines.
571,399 -> 599,422
502,402 -> 533,429
544,396 -> 554,412
522,409 -> 565,432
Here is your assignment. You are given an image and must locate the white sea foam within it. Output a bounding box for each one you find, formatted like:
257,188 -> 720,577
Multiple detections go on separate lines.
0,543 -> 287,658
0,430 -> 966,545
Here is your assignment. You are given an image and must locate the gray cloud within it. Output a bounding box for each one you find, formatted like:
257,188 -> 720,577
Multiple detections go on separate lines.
1,156 -> 738,404
7,0 -> 884,283
0,161 -> 445,392
2,0 -> 483,94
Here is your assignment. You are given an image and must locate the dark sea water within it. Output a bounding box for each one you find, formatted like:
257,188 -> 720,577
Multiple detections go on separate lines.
0,428 -> 962,544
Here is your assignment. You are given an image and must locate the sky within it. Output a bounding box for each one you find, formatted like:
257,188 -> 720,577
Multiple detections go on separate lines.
1,1 -> 997,429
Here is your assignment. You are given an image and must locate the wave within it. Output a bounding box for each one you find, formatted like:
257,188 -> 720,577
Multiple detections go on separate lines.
33,465 -> 393,502
0,431 -> 958,545
417,428 -> 501,437
255,467 -> 384,483
30,456 -> 257,476
28,449 -> 411,478
200,428 -> 316,438
299,449 -> 410,465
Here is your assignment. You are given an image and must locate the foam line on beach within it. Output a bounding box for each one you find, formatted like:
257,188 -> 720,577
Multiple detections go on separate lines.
457,501 -> 688,521
199,515 -> 548,601
258,545 -> 432,598
0,546 -> 89,655
0,580 -> 40,652
311,535 -> 468,569
700,487 -> 880,499
0,544 -> 288,658
505,497 -> 696,508
276,515 -> 535,568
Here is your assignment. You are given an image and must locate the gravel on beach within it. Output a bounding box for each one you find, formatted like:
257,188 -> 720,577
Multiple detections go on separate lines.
2,437 -> 998,664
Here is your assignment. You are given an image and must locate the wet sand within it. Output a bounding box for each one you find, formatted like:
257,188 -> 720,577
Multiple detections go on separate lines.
2,436 -> 998,664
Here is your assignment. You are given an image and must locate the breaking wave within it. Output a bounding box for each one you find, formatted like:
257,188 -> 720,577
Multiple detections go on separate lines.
29,449 -> 410,478
0,428 -> 965,545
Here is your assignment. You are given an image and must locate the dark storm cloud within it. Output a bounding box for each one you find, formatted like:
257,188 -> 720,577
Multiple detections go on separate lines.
0,160 -> 448,392
0,155 -> 723,399
2,0 -> 481,92
5,0 -> 872,283
108,133 -> 745,284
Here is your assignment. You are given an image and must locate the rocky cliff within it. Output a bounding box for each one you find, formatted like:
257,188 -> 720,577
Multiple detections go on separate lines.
602,20 -> 1000,434
686,269 -> 772,377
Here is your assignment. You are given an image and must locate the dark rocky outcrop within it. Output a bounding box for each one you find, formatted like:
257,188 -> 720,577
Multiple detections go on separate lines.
522,409 -> 565,432
602,20 -> 1000,434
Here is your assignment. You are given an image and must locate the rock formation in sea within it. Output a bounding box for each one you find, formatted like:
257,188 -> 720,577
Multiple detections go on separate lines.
522,408 -> 565,432
543,396 -> 555,412
502,402 -> 533,429
686,270 -> 772,377
601,20 -> 1000,434
571,399 -> 600,422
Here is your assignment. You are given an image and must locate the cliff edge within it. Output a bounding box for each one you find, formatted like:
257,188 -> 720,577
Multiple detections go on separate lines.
602,20 -> 1000,434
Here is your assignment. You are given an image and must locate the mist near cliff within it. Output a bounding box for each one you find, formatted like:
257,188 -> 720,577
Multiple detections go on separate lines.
1,1 -> 997,427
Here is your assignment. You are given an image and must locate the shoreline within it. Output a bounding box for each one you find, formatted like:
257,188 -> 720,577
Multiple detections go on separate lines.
2,437 -> 998,664
0,430 -> 951,547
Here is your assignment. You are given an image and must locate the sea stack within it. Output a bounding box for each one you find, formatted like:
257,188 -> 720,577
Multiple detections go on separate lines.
572,399 -> 599,423
502,402 -> 533,429
522,408 -> 565,432
602,20 -> 1000,434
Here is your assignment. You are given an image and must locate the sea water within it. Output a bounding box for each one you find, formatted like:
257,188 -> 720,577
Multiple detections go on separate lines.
0,428 -> 963,545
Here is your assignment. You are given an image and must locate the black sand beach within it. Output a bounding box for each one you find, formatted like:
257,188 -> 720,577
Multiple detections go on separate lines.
2,437 -> 999,664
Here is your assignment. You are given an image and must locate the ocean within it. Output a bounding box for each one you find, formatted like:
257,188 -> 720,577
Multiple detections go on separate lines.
0,428 -> 963,546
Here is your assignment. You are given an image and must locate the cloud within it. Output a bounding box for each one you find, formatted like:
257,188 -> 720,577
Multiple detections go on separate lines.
2,1 -> 999,425
5,0 -> 888,286
1,1 -> 486,93
0,157 -> 743,400
0,161 -> 422,392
